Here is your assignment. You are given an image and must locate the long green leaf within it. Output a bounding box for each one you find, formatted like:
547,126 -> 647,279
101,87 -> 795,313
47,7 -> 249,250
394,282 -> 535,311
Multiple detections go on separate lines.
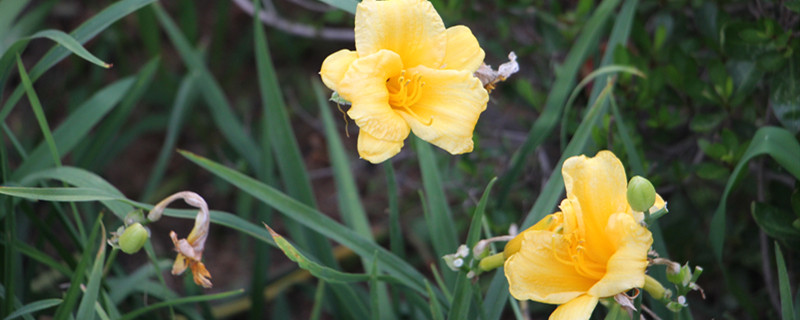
178,150 -> 439,299
152,4 -> 260,169
415,138 -> 458,289
10,77 -> 136,180
76,222 -> 106,320
25,30 -> 111,68
709,126 -> 800,261
119,289 -> 244,320
495,0 -> 622,206
0,185 -> 274,247
2,299 -> 61,320
448,178 -> 496,320
560,65 -> 645,149
253,1 -> 335,266
315,80 -> 394,319
77,57 -> 160,170
52,216 -> 102,319
775,243 -> 797,320
425,280 -> 445,320
12,240 -> 72,278
16,55 -> 60,167
140,70 -> 198,202
265,225 -> 374,283
0,0 -> 156,123
315,80 -> 372,241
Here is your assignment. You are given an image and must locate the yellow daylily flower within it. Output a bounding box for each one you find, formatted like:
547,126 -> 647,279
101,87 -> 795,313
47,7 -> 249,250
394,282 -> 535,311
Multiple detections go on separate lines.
503,151 -> 666,319
320,0 -> 489,163
148,191 -> 213,288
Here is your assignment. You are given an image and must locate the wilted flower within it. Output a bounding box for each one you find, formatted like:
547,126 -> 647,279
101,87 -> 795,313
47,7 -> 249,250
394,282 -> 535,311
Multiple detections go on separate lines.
148,191 -> 213,288
320,0 -> 489,163
503,151 -> 665,319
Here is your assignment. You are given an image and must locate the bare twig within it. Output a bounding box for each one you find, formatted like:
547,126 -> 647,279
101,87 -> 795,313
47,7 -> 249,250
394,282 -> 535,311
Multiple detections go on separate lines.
233,0 -> 354,42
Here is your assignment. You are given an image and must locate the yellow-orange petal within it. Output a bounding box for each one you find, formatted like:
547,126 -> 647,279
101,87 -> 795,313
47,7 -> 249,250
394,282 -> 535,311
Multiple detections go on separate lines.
339,50 -> 411,142
442,26 -> 484,72
354,0 -> 446,68
191,261 -> 213,288
504,230 -> 594,304
172,253 -> 188,275
588,213 -> 652,298
357,129 -> 405,164
549,294 -> 599,320
400,66 -> 488,154
562,151 -> 629,256
504,212 -> 563,258
320,49 -> 359,92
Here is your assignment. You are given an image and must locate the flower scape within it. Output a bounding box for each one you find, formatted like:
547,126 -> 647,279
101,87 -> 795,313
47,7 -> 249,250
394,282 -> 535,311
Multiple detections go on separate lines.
320,0 -> 489,163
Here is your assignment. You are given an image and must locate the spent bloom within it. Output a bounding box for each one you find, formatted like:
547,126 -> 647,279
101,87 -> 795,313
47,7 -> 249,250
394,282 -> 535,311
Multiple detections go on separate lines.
503,151 -> 665,319
148,191 -> 213,288
320,0 -> 489,163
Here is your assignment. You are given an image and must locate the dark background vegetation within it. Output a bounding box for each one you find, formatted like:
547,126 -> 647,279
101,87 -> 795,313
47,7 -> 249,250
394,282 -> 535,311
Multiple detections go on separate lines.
2,0 -> 799,319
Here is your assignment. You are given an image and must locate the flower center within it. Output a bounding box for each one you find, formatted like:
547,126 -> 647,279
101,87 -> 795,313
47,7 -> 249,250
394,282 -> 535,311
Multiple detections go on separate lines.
551,232 -> 607,280
387,70 -> 432,125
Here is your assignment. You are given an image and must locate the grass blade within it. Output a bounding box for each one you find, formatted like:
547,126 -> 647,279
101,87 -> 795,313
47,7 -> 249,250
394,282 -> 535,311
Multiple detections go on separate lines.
178,150 -> 438,299
10,77 -> 136,181
1,299 -> 61,320
140,70 -> 199,202
494,0 -> 622,206
425,280 -> 445,320
119,289 -> 244,320
75,222 -> 106,320
265,224 -> 371,283
709,126 -> 800,262
15,55 -> 60,167
0,0 -> 156,123
415,139 -> 458,288
559,65 -> 645,150
52,216 -> 102,319
152,3 -> 260,169
76,57 -> 160,171
24,30 -> 112,68
775,243 -> 797,320
448,178 -> 497,320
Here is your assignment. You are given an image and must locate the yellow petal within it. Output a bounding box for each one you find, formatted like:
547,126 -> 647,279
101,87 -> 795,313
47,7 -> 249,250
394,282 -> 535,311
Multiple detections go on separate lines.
354,0 -> 446,68
549,294 -> 599,320
628,192 -> 667,223
588,213 -> 652,298
400,66 -> 488,154
320,49 -> 359,92
562,150 -> 628,259
504,230 -> 594,304
339,50 -> 411,142
357,129 -> 405,164
172,253 -> 188,275
504,212 -> 563,258
442,26 -> 484,72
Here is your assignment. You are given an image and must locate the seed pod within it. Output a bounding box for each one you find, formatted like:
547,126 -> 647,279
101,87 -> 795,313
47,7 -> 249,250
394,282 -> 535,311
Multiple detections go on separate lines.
119,223 -> 149,254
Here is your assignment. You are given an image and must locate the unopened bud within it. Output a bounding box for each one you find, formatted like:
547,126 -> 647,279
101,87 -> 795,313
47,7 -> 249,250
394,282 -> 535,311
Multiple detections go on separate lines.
793,218 -> 800,230
119,223 -> 149,254
627,176 -> 656,212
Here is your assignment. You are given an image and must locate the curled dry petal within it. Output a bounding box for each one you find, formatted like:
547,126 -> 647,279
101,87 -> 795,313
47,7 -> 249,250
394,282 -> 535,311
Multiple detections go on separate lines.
150,191 -> 213,288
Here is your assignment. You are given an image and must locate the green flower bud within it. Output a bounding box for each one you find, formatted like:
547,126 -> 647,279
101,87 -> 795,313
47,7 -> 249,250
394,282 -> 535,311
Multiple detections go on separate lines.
627,176 -> 656,212
793,218 -> 800,230
119,223 -> 149,254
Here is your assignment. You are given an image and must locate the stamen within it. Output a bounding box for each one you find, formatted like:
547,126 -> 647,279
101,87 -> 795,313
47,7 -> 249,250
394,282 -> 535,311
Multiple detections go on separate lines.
387,71 -> 432,126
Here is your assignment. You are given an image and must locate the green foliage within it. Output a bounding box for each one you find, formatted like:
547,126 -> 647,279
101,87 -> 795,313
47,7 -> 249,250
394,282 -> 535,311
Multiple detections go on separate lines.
1,0 -> 798,319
